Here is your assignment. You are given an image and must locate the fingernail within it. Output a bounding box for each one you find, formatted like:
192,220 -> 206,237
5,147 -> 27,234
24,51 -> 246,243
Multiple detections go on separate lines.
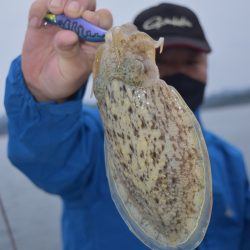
50,0 -> 63,8
29,17 -> 41,28
83,11 -> 99,25
67,1 -> 80,12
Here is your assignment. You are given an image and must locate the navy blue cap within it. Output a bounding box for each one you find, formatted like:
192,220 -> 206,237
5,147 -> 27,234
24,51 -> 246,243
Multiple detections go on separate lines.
134,3 -> 211,53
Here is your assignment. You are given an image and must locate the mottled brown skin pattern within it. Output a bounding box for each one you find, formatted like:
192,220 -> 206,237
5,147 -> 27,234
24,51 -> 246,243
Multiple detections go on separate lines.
93,24 -> 212,249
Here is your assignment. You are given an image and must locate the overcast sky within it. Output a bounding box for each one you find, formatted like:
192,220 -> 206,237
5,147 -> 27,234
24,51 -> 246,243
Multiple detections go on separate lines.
1,0 -> 250,114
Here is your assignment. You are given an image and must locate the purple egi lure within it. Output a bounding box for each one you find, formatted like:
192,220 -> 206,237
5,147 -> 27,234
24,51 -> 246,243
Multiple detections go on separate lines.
44,13 -> 107,42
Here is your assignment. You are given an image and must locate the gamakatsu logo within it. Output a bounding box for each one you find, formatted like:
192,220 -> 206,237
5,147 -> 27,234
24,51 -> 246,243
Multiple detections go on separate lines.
143,16 -> 193,30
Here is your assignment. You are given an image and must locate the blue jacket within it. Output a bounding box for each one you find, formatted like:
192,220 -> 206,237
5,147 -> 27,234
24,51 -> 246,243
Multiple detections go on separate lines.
5,57 -> 250,250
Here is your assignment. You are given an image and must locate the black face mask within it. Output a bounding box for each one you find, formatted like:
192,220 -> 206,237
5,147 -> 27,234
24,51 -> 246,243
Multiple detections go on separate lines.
162,73 -> 206,112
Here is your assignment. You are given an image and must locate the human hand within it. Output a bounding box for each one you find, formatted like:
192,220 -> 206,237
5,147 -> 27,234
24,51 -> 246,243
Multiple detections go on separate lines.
22,0 -> 112,102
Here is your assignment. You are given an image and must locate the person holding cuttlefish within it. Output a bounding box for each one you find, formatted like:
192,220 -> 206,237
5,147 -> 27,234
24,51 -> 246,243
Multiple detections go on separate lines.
4,0 -> 250,249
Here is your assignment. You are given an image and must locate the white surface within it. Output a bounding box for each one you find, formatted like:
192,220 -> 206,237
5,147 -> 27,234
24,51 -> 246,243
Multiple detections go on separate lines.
1,0 -> 250,114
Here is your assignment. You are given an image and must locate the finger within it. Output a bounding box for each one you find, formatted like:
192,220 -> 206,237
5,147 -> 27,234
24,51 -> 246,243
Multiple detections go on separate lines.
48,0 -> 67,15
83,0 -> 96,11
53,30 -> 95,88
28,0 -> 49,29
82,10 -> 100,26
54,30 -> 80,59
64,0 -> 86,17
96,8 -> 113,30
80,9 -> 113,30
79,9 -> 112,48
64,0 -> 96,16
88,0 -> 96,11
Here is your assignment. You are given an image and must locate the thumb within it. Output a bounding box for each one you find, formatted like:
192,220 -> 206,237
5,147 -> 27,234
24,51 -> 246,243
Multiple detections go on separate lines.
53,30 -> 92,87
54,30 -> 80,59
28,0 -> 48,29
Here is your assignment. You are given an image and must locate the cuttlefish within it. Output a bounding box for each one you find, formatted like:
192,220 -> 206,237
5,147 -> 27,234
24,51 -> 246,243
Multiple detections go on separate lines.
93,23 -> 212,250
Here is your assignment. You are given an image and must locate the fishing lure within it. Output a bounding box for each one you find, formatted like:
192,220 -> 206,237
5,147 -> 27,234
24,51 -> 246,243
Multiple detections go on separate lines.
93,24 -> 212,250
44,13 -> 107,42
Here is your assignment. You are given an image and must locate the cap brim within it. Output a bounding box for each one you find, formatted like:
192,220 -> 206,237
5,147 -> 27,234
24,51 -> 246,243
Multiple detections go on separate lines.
161,36 -> 211,53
